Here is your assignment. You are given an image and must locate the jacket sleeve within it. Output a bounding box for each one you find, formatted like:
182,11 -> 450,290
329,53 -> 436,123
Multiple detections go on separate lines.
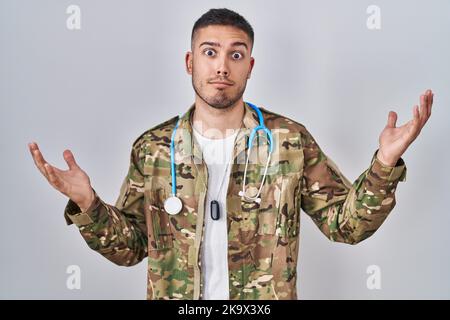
63,141 -> 148,266
300,127 -> 407,244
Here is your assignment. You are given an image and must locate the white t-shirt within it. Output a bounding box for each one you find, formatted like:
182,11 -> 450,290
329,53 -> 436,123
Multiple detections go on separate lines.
192,127 -> 239,300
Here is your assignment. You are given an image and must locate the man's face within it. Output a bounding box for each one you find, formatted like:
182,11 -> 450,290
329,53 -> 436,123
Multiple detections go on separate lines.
186,25 -> 254,109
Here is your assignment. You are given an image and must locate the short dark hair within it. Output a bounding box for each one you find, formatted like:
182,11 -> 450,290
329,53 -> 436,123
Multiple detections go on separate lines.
191,8 -> 254,52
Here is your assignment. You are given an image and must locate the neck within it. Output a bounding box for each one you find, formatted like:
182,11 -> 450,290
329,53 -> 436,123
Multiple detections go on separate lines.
192,97 -> 244,139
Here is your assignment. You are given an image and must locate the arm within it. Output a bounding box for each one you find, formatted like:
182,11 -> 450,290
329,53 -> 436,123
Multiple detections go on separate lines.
64,142 -> 148,266
300,128 -> 406,244
301,89 -> 433,244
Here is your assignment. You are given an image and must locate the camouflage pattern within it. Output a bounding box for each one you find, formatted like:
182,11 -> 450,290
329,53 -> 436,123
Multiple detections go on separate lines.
64,102 -> 407,300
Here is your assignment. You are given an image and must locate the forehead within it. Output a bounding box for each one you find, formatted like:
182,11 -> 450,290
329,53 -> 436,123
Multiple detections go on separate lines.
193,25 -> 250,47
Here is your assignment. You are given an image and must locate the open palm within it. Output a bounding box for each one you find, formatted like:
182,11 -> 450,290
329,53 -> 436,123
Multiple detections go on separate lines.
377,89 -> 433,166
29,142 -> 94,210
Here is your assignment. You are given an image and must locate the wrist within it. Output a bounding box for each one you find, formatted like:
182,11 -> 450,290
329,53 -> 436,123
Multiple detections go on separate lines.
377,150 -> 398,167
78,189 -> 95,212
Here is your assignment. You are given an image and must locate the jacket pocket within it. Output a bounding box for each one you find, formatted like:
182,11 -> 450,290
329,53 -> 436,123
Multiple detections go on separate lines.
278,173 -> 301,239
254,172 -> 301,238
145,185 -> 174,250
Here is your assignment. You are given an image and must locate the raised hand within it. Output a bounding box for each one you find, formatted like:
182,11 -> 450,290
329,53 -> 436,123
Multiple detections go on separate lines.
377,89 -> 434,166
28,142 -> 95,211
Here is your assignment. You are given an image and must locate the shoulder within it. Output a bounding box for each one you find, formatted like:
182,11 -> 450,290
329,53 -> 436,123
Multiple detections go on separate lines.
131,115 -> 179,155
259,106 -> 321,151
259,106 -> 311,138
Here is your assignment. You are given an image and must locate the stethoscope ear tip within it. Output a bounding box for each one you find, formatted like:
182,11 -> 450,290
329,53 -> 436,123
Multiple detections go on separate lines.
238,191 -> 262,204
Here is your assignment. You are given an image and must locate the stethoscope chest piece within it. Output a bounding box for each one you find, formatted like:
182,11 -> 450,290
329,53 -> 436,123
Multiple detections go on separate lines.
164,196 -> 183,215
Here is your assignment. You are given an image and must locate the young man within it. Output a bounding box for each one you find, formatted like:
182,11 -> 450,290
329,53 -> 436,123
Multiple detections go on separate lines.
29,8 -> 433,300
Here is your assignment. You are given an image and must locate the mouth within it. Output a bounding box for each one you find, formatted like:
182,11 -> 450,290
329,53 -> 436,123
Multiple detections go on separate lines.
209,81 -> 233,89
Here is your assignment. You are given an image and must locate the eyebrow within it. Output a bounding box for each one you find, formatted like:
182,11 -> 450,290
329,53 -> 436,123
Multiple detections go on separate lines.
199,41 -> 248,51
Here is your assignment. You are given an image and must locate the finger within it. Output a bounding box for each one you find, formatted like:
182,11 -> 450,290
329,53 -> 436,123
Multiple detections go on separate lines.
410,105 -> 421,136
28,143 -> 49,178
419,94 -> 427,126
429,92 -> 434,118
427,89 -> 432,109
28,142 -> 39,158
44,163 -> 64,190
29,142 -> 47,164
386,111 -> 397,128
63,149 -> 80,170
33,148 -> 49,174
421,89 -> 433,126
422,90 -> 433,125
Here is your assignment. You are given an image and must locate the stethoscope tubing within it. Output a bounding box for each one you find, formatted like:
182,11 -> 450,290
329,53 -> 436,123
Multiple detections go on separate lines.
168,102 -> 273,211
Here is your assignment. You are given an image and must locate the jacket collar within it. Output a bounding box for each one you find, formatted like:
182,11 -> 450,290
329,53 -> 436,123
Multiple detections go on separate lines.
173,101 -> 261,165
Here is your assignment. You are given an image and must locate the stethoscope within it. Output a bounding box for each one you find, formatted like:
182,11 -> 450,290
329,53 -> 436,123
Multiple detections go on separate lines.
163,102 -> 274,215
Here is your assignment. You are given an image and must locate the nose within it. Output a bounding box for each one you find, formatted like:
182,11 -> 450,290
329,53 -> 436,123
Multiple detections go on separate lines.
216,69 -> 228,76
216,68 -> 229,77
216,57 -> 229,77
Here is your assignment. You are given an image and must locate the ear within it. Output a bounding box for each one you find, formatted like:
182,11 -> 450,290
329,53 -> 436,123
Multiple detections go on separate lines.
185,51 -> 193,75
247,57 -> 255,79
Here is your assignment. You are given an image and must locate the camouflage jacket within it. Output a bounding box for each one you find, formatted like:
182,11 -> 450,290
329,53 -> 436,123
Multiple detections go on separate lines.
64,102 -> 407,300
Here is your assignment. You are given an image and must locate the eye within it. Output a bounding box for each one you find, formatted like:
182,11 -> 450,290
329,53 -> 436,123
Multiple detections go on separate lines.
232,52 -> 243,60
204,49 -> 216,57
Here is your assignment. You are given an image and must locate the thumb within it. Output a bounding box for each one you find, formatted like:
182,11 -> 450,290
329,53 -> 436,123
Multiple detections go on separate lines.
63,149 -> 80,170
386,111 -> 397,128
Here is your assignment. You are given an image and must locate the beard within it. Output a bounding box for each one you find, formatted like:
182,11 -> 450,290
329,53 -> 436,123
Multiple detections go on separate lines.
192,70 -> 247,110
